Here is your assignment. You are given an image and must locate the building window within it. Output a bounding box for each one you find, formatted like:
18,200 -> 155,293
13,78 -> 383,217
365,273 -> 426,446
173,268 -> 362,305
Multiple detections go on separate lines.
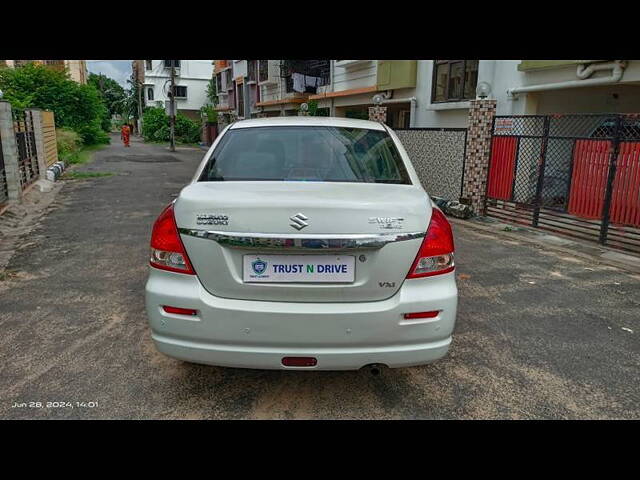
237,83 -> 245,117
173,86 -> 187,98
432,60 -> 479,103
247,60 -> 257,82
258,60 -> 269,83
145,60 -> 152,70
147,88 -> 154,101
164,60 -> 181,69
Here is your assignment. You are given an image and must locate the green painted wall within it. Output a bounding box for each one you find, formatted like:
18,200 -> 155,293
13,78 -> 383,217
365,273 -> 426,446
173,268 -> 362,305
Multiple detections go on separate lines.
376,60 -> 417,90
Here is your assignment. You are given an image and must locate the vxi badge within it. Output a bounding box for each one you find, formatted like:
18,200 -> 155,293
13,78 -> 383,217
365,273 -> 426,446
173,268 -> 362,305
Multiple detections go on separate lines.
196,214 -> 229,226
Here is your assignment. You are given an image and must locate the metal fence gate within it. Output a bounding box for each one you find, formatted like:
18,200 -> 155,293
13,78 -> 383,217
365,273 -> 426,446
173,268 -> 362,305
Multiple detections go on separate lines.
13,110 -> 39,189
485,114 -> 640,254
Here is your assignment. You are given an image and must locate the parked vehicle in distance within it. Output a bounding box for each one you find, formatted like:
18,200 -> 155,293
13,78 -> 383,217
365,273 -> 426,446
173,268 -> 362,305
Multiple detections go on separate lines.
145,116 -> 458,371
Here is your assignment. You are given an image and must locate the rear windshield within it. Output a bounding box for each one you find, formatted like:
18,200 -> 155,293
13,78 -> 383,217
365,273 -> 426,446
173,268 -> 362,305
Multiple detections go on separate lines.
198,126 -> 411,184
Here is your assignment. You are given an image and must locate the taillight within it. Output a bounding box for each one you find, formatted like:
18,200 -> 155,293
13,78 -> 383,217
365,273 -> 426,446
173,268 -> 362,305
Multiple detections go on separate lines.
406,208 -> 454,279
149,203 -> 195,274
403,311 -> 440,319
282,357 -> 318,367
163,306 -> 198,316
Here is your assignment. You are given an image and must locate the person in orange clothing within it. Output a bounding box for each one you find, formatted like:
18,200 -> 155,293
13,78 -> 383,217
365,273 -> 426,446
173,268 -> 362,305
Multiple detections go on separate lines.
121,123 -> 131,147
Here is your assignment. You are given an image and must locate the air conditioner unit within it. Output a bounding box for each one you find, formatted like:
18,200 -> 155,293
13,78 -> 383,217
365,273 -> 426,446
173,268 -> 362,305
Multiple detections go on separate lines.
257,60 -> 279,85
335,60 -> 371,69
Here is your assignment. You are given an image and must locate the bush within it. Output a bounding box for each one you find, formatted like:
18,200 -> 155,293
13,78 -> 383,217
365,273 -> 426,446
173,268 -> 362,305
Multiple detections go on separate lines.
0,63 -> 111,145
75,120 -> 110,145
142,107 -> 168,142
201,104 -> 218,123
56,128 -> 82,161
142,106 -> 202,144
175,114 -> 201,143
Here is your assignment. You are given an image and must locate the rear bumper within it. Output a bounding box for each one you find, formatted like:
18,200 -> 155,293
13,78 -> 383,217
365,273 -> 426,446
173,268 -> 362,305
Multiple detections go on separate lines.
145,268 -> 458,371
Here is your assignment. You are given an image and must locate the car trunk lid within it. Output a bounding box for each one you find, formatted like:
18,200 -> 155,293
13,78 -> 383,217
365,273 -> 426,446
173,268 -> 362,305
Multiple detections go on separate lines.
175,181 -> 430,302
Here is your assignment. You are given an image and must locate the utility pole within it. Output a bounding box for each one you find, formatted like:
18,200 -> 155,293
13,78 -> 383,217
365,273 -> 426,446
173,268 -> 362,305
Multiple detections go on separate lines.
137,79 -> 143,136
169,61 -> 176,152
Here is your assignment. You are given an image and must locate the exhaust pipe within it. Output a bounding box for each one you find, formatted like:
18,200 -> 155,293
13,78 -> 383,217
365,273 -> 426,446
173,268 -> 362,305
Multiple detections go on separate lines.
363,363 -> 387,376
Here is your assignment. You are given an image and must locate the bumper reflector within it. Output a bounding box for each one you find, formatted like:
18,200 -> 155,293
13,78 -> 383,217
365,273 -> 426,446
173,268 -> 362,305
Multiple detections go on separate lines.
403,311 -> 440,319
163,306 -> 198,316
282,357 -> 318,367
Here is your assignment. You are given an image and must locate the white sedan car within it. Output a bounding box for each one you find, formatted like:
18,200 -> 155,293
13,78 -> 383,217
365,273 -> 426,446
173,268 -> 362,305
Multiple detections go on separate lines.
145,116 -> 458,371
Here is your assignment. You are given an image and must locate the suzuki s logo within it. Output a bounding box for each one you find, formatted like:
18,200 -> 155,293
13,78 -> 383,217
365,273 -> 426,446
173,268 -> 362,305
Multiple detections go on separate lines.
251,259 -> 268,275
289,212 -> 309,231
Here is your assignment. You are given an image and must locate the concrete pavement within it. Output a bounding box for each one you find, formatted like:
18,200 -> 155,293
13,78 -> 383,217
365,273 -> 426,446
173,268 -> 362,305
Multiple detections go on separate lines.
0,134 -> 638,419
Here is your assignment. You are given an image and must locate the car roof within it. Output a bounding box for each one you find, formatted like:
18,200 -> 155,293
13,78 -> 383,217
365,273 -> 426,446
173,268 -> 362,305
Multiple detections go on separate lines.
229,116 -> 387,131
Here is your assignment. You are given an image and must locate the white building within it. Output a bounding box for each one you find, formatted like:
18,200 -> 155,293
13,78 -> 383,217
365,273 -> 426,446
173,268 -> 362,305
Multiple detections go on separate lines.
142,60 -> 214,120
211,60 -> 640,128
413,60 -> 640,128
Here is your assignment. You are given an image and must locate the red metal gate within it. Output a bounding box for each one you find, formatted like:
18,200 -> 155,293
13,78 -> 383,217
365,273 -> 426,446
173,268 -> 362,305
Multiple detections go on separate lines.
567,140 -> 612,220
567,140 -> 640,227
487,136 -> 518,201
485,114 -> 640,254
610,141 -> 640,227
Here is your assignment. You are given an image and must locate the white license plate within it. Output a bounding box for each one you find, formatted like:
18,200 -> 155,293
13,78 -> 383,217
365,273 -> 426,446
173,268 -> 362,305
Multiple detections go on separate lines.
243,254 -> 355,283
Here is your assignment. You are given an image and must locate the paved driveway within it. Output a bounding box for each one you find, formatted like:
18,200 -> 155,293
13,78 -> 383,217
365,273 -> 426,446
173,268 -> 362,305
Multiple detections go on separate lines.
1,134 -> 638,419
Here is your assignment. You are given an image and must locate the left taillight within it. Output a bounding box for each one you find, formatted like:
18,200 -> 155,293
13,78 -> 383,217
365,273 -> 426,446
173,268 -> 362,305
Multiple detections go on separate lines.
406,208 -> 455,279
149,203 -> 195,275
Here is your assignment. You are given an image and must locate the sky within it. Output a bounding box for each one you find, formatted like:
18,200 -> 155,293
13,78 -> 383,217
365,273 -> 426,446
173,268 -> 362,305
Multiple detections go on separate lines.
87,60 -> 132,88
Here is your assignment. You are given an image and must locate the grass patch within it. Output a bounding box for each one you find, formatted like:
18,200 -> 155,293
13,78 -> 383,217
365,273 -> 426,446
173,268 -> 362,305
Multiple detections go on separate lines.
0,269 -> 18,281
63,171 -> 114,179
64,144 -> 107,165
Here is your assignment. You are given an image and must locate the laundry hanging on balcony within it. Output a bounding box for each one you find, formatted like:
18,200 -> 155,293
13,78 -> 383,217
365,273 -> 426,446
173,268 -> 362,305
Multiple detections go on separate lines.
292,73 -> 323,93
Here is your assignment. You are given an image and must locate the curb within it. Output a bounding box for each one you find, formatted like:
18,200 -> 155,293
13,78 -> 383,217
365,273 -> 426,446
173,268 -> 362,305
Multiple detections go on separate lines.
45,160 -> 66,182
449,216 -> 640,276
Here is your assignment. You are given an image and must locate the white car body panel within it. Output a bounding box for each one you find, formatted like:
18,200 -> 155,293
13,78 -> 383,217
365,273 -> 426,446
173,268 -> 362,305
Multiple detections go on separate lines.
175,181 -> 430,302
146,268 -> 457,370
145,117 -> 458,370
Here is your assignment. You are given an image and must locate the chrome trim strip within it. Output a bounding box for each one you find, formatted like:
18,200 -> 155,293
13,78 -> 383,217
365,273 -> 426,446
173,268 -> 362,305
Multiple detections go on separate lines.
178,228 -> 425,250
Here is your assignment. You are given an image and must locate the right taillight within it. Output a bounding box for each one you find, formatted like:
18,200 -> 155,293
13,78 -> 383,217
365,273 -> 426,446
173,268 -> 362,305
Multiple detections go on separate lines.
406,208 -> 455,279
149,203 -> 195,275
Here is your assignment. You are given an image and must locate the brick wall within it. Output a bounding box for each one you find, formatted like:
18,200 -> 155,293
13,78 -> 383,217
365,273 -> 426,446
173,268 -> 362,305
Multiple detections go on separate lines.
461,99 -> 496,215
368,106 -> 387,123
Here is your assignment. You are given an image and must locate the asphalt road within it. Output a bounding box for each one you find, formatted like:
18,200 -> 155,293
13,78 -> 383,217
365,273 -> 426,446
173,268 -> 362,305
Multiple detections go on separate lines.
1,134 -> 639,419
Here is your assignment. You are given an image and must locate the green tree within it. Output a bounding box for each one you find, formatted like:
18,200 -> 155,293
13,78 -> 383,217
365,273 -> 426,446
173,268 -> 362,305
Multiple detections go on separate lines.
0,63 -> 109,144
205,77 -> 218,106
124,75 -> 144,123
88,72 -> 126,117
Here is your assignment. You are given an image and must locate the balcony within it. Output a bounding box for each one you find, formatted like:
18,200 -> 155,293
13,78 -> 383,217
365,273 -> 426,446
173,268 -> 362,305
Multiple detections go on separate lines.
517,60 -> 605,72
214,60 -> 228,71
258,60 -> 279,85
335,60 -> 371,69
376,60 -> 417,90
280,60 -> 330,95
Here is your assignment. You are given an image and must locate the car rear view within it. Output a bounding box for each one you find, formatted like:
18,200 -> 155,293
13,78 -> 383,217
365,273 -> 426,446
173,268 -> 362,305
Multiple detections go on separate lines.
145,117 -> 458,370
